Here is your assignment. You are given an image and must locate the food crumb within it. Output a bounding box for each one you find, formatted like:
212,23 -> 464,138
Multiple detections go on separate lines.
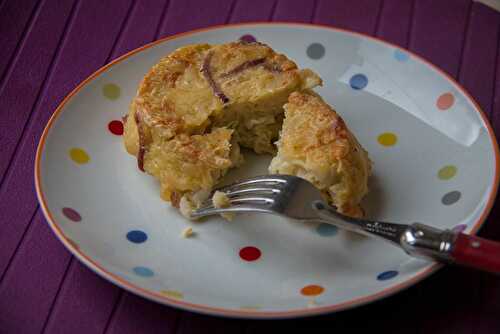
212,191 -> 230,208
212,191 -> 234,221
181,227 -> 195,238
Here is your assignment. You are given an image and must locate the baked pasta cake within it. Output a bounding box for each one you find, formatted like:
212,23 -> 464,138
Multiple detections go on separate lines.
123,41 -> 322,215
269,92 -> 371,217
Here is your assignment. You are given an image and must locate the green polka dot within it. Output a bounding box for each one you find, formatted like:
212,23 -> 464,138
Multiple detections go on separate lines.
438,165 -> 457,180
102,83 -> 121,100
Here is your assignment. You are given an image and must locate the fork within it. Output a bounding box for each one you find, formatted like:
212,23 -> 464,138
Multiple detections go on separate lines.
192,175 -> 500,274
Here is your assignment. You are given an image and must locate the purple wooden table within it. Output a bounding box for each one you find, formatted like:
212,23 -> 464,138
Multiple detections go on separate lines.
1,0 -> 500,332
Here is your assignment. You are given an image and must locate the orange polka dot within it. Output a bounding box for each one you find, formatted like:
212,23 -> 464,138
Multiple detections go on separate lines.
300,284 -> 325,296
437,92 -> 454,110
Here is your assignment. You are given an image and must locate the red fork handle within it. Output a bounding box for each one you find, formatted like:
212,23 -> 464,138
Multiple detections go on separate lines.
451,233 -> 500,274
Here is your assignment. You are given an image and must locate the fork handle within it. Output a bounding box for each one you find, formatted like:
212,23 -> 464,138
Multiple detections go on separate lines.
450,233 -> 500,274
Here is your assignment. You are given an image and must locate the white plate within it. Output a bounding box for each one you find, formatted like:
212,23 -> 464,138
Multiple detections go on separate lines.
35,23 -> 499,318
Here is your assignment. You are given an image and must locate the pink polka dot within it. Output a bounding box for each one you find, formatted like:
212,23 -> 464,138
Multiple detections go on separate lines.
239,246 -> 261,261
108,120 -> 124,135
437,92 -> 454,110
239,34 -> 256,43
62,207 -> 81,222
452,224 -> 467,233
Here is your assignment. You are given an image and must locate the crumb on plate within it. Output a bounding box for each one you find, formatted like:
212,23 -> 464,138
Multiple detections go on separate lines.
181,227 -> 195,238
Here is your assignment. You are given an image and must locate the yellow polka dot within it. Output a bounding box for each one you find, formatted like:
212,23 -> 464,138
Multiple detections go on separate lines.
160,290 -> 183,299
438,165 -> 457,180
377,132 -> 398,146
102,83 -> 121,100
69,148 -> 90,164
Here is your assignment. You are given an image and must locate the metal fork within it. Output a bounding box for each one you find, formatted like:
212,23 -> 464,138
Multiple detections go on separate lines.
192,174 -> 500,273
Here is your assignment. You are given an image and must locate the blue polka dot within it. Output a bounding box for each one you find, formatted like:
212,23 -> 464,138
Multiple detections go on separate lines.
316,223 -> 338,237
127,230 -> 148,243
349,74 -> 368,90
394,49 -> 409,62
377,270 -> 398,281
133,266 -> 154,277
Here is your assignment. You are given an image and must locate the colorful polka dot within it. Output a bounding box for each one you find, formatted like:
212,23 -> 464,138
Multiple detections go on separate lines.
69,148 -> 90,164
126,230 -> 148,243
377,132 -> 398,146
300,284 -> 324,296
377,270 -> 398,281
436,92 -> 454,110
108,120 -> 124,135
394,49 -> 410,62
349,73 -> 368,90
239,34 -> 256,43
452,224 -> 467,233
160,290 -> 183,299
306,43 -> 325,59
438,165 -> 457,180
102,83 -> 121,100
239,246 -> 261,262
62,207 -> 82,222
442,191 -> 461,205
133,266 -> 154,277
316,223 -> 338,237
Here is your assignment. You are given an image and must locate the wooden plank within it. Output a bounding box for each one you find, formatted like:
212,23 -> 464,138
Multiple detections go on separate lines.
175,312 -> 245,334
376,0 -> 414,47
408,0 -> 470,77
0,0 -> 75,185
272,0 -> 316,23
105,293 -> 179,334
0,0 -> 40,82
0,0 -> 134,332
314,0 -> 383,34
477,3 -> 500,332
0,213 -> 73,333
229,0 -> 276,23
42,261 -> 122,334
158,0 -> 234,38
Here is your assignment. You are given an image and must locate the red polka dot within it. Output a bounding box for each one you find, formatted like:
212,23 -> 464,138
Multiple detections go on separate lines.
436,92 -> 454,110
239,246 -> 261,261
108,120 -> 124,135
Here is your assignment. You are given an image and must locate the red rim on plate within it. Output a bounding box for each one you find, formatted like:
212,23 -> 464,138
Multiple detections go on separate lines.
35,22 -> 500,319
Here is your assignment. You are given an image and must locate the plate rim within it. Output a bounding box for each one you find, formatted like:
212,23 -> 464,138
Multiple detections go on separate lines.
34,22 -> 500,319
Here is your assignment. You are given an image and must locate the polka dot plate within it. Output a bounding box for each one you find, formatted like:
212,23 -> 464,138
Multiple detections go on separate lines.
35,23 -> 499,318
